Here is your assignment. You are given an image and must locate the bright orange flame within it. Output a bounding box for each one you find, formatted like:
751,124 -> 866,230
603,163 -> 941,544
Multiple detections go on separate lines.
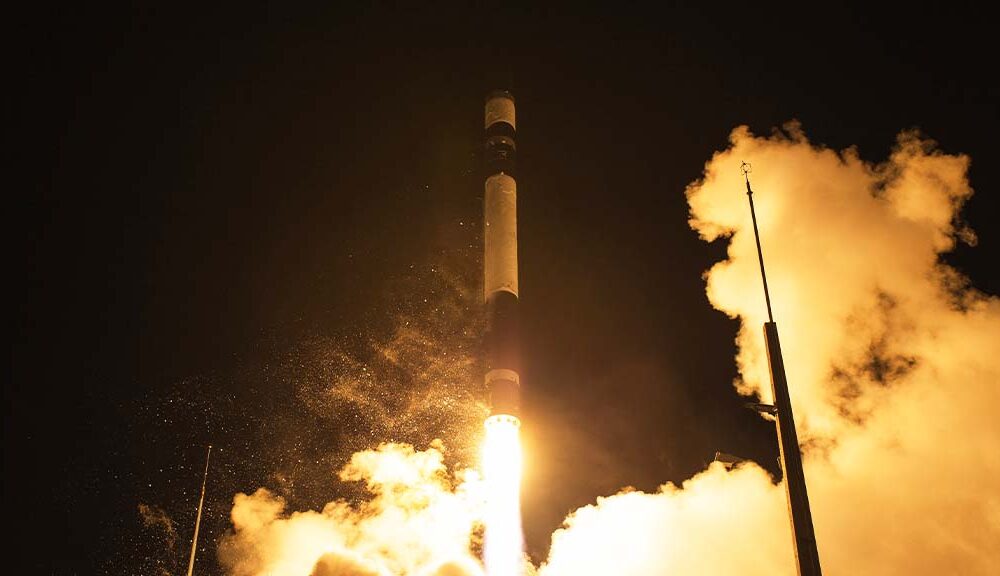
482,414 -> 524,576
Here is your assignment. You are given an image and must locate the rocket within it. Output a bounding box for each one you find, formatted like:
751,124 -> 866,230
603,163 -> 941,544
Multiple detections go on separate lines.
483,90 -> 520,421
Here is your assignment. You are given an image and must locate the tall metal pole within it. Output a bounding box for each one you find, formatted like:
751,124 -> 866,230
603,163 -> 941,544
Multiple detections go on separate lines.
186,444 -> 212,576
743,163 -> 822,576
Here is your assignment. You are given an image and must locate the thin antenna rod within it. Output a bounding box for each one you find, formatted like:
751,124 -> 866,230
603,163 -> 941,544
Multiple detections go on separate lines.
742,162 -> 774,323
186,445 -> 212,576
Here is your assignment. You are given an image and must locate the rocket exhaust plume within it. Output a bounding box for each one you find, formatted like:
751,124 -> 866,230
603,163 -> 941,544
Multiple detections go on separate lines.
482,90 -> 524,576
483,415 -> 523,576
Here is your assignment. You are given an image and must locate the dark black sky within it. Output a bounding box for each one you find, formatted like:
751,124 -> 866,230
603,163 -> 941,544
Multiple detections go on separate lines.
13,4 -> 998,574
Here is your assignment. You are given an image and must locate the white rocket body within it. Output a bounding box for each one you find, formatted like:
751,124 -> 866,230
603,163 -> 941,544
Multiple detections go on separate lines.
484,91 -> 520,418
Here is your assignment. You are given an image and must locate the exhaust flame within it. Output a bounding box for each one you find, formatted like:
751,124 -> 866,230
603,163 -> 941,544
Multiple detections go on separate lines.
482,415 -> 524,576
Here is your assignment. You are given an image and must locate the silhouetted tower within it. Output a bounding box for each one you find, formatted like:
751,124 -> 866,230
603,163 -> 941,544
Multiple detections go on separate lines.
743,162 -> 823,576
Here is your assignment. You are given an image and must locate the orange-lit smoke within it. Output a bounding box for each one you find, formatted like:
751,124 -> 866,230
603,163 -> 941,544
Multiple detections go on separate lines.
536,124 -> 1000,575
219,442 -> 487,576
221,124 -> 1000,575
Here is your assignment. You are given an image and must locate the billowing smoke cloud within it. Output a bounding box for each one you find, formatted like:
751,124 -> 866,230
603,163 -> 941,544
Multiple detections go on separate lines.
221,124 -> 1000,575
542,462 -> 793,575
538,124 -> 1000,575
219,442 -> 487,576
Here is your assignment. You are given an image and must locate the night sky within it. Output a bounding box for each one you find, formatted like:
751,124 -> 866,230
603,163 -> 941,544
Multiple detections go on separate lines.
14,4 -> 998,574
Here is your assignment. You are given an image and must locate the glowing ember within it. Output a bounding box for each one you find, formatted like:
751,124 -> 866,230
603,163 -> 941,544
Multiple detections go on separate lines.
482,414 -> 524,576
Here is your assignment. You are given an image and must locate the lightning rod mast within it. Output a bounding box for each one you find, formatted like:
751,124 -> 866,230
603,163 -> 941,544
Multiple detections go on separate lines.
742,162 -> 822,576
186,444 -> 212,576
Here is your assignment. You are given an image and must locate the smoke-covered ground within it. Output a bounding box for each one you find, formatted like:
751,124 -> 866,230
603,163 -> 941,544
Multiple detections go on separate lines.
205,124 -> 1000,575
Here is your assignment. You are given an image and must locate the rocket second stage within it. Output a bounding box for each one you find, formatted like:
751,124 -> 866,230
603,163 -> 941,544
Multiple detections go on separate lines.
484,91 -> 520,419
